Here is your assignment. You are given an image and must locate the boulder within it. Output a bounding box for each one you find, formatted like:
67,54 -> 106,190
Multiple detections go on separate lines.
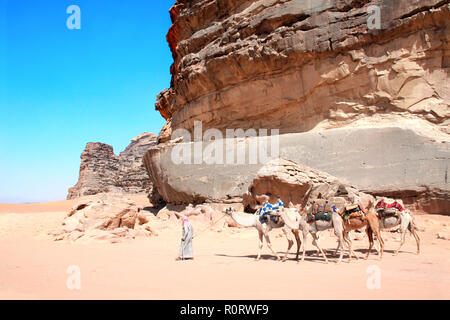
51,195 -> 155,242
242,158 -> 373,212
437,232 -> 449,240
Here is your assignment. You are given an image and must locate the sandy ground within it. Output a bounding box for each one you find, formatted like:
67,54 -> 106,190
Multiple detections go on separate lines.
0,198 -> 449,300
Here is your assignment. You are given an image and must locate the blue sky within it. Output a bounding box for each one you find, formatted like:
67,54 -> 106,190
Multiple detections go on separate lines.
0,0 -> 174,203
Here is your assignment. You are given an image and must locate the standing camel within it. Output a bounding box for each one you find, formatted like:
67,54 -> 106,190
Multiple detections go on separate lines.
223,207 -> 301,261
278,206 -> 346,264
338,200 -> 384,261
367,198 -> 420,258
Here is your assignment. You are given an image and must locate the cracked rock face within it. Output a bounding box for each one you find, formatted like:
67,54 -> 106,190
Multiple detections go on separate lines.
68,132 -> 157,199
157,0 -> 449,139
144,0 -> 449,214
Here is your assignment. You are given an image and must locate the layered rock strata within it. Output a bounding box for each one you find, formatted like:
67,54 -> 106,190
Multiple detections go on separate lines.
157,0 -> 449,138
144,0 -> 449,214
68,132 -> 157,199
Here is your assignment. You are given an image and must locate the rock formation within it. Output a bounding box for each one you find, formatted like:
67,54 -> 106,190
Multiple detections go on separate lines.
68,132 -> 157,199
144,0 -> 449,214
243,158 -> 374,212
51,195 -> 155,242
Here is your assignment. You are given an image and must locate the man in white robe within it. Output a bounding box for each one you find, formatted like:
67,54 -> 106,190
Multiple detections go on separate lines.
177,215 -> 194,260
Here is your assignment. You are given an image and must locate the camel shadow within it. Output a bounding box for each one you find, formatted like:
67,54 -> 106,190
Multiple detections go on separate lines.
214,251 -> 333,263
215,253 -> 278,261
354,248 -> 418,256
353,248 -> 398,254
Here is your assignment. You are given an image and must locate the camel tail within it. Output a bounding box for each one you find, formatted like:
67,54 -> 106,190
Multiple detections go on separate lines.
408,221 -> 419,232
407,212 -> 419,232
408,222 -> 413,232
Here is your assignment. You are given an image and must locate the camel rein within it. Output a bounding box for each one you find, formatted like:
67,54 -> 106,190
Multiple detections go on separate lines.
192,212 -> 228,239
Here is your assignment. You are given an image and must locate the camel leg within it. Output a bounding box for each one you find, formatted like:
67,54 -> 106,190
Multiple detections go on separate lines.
281,227 -> 293,262
264,233 -> 281,261
375,229 -> 384,260
348,233 -> 360,260
393,216 -> 409,256
374,237 -> 380,255
292,230 -> 301,261
332,218 -> 346,264
336,232 -> 345,264
300,230 -> 308,263
256,230 -> 264,261
343,231 -> 356,261
334,228 -> 347,256
394,226 -> 407,256
411,225 -> 420,255
313,231 -> 322,256
342,232 -> 350,256
333,240 -> 341,256
311,233 -> 329,264
365,227 -> 374,260
333,230 -> 345,256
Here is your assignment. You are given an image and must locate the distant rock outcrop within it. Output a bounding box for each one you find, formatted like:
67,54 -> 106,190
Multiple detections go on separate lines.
68,132 -> 157,199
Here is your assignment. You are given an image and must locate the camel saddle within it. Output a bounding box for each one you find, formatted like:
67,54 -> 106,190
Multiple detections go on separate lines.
260,214 -> 281,224
258,200 -> 284,224
375,200 -> 402,218
307,200 -> 333,223
307,211 -> 332,223
342,204 -> 364,222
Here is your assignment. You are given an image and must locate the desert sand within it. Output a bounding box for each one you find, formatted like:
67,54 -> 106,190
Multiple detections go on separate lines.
0,196 -> 449,300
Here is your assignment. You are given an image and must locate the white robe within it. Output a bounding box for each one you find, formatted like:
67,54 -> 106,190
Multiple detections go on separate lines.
179,221 -> 193,259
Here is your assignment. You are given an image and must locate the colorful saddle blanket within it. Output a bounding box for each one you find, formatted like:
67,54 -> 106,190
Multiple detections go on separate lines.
343,204 -> 363,221
256,203 -> 272,216
375,200 -> 404,212
258,200 -> 284,223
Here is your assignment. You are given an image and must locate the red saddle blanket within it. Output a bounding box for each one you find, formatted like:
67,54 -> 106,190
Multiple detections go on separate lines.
375,200 -> 404,212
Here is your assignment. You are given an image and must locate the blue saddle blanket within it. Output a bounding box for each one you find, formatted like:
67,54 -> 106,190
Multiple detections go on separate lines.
257,200 -> 284,223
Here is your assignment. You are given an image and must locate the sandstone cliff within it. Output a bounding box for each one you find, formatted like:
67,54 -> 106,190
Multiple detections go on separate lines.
144,0 -> 450,214
68,132 -> 157,199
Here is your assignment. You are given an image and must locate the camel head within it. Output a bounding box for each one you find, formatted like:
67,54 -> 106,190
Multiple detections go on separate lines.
363,199 -> 376,214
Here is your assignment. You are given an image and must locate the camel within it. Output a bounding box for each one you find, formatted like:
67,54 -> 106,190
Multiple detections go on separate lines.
338,200 -> 384,261
223,207 -> 301,261
278,206 -> 346,264
367,198 -> 420,258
